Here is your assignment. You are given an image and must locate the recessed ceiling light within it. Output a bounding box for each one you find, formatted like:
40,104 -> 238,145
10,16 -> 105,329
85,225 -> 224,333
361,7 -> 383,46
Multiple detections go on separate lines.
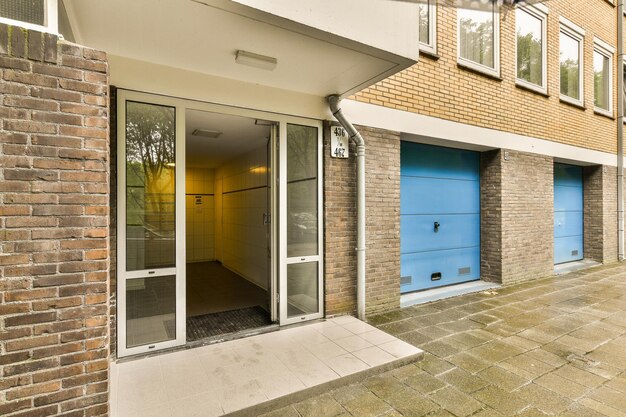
192,129 -> 222,138
166,162 -> 175,168
235,50 -> 277,71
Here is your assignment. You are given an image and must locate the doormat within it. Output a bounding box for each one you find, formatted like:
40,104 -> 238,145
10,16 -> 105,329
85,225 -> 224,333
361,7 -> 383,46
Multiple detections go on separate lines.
186,306 -> 271,342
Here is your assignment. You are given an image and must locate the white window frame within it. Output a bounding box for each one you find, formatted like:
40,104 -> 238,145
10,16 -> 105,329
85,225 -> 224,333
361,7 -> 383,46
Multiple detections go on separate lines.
592,37 -> 615,117
559,17 -> 585,107
419,0 -> 437,55
515,4 -> 548,95
0,0 -> 58,34
456,3 -> 500,78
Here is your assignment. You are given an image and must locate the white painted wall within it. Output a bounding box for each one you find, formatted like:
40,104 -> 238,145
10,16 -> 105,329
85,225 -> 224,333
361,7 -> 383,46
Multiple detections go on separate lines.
215,146 -> 269,290
109,55 -> 331,121
233,0 -> 420,61
343,100 -> 620,167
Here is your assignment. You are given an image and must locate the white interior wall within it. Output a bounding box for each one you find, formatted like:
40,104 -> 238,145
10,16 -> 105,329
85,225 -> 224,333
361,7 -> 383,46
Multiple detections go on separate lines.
185,168 -> 216,263
214,145 -> 269,290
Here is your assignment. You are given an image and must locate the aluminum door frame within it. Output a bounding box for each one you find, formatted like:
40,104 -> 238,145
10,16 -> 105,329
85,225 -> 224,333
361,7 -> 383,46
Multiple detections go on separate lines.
116,90 -> 187,357
117,90 -> 324,356
278,122 -> 324,326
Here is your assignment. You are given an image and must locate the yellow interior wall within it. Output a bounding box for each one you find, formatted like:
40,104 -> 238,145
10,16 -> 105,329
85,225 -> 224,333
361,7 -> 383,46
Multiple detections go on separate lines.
185,167 -> 215,263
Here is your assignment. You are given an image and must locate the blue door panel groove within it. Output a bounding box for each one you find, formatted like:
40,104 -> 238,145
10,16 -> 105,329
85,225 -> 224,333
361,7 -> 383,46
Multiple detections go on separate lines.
555,235 -> 584,264
554,186 -> 583,212
400,177 -> 480,215
400,247 -> 481,293
554,163 -> 583,265
400,142 -> 480,293
401,142 -> 480,181
554,211 -> 584,238
401,214 -> 480,254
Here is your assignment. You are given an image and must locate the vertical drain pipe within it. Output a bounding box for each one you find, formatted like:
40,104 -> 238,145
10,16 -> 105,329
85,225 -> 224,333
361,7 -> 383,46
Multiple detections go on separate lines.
619,0 -> 625,261
328,95 -> 366,320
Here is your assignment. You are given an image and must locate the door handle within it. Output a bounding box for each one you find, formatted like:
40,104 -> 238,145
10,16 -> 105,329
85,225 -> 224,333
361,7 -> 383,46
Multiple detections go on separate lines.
434,222 -> 440,233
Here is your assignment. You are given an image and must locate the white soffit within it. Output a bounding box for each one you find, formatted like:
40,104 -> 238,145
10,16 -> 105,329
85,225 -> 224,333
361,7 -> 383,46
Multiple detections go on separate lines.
64,0 -> 418,98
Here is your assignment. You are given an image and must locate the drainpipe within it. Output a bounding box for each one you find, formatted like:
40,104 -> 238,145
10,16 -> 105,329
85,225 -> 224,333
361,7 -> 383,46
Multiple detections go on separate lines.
328,95 -> 366,320
619,0 -> 624,261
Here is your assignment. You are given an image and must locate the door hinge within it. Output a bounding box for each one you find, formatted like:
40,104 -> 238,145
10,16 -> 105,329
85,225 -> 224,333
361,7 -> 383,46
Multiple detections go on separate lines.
276,293 -> 280,303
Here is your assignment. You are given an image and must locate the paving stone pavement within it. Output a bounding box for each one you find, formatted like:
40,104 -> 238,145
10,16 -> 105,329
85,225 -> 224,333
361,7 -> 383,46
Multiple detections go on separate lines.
258,263 -> 626,416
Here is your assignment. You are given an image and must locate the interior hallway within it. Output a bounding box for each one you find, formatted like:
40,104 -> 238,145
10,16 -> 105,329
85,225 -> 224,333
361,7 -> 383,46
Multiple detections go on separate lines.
186,261 -> 271,341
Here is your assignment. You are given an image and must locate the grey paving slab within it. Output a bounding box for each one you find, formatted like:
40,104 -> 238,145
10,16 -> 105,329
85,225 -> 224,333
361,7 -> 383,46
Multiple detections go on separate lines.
258,263 -> 626,417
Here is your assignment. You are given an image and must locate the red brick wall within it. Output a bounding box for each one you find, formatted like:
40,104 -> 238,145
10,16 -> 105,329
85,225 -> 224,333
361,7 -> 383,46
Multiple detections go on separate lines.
0,24 -> 110,417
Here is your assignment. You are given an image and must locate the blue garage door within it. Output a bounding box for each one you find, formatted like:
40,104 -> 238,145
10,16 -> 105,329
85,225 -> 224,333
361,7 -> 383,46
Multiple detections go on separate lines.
400,142 -> 480,293
554,164 -> 583,264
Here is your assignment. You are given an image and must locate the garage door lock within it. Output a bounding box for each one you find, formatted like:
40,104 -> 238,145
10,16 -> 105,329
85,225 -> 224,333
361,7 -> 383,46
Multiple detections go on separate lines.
434,222 -> 440,233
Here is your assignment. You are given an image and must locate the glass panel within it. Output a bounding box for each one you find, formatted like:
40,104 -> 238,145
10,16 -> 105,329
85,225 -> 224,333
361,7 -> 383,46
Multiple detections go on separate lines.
560,32 -> 581,100
126,275 -> 176,348
594,51 -> 610,110
287,262 -> 318,318
0,0 -> 44,25
459,7 -> 495,69
419,2 -> 430,45
287,124 -> 318,258
516,9 -> 543,86
126,101 -> 176,271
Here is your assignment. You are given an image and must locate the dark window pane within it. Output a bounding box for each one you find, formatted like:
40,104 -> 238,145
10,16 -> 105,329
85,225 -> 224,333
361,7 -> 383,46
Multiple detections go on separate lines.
126,276 -> 176,348
287,263 -> 318,318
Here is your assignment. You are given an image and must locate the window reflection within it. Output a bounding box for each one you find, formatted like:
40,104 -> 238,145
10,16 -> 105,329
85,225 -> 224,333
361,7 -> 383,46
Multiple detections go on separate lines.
560,32 -> 581,100
459,7 -> 495,69
516,9 -> 543,87
287,124 -> 318,258
126,101 -> 176,271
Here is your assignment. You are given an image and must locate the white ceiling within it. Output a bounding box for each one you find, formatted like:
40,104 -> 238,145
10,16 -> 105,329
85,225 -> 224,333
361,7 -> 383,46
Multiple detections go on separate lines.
185,109 -> 270,168
64,0 -> 416,98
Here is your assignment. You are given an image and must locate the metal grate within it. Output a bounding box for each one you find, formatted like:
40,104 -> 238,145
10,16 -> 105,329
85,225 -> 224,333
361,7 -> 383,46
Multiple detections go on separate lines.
400,275 -> 412,285
458,267 -> 471,275
571,250 -> 579,256
186,306 -> 271,342
0,0 -> 45,25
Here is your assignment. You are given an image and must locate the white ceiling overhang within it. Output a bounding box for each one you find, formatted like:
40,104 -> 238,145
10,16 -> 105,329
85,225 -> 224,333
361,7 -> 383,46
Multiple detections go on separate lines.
63,0 -> 419,98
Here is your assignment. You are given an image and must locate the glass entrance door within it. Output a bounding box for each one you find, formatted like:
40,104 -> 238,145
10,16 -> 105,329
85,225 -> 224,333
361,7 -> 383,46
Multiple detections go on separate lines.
279,123 -> 324,325
117,93 -> 186,357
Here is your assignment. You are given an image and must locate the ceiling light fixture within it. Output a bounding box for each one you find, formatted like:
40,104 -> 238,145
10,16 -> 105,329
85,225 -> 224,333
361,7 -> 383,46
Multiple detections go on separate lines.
235,50 -> 278,71
192,129 -> 222,139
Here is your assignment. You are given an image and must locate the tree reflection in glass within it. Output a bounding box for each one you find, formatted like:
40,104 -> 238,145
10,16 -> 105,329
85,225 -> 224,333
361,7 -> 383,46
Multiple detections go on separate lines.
125,101 -> 176,271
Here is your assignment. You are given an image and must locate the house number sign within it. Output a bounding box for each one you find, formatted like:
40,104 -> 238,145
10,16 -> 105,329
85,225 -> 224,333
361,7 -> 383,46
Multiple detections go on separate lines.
331,126 -> 349,159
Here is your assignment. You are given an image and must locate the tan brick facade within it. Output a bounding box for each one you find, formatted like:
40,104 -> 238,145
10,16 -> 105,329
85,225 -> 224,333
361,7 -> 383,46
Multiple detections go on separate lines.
584,165 -> 619,264
0,25 -> 110,417
324,125 -> 401,316
352,0 -> 618,154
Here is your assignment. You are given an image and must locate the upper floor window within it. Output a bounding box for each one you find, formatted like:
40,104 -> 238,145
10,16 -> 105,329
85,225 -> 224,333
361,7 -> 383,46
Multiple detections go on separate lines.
515,5 -> 547,94
0,0 -> 58,34
419,0 -> 436,55
457,4 -> 500,77
559,17 -> 585,106
593,38 -> 614,116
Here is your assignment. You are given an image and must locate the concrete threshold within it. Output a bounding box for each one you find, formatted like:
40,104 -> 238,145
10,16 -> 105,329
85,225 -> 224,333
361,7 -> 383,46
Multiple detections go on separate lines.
554,259 -> 601,275
401,280 -> 501,308
110,316 -> 423,417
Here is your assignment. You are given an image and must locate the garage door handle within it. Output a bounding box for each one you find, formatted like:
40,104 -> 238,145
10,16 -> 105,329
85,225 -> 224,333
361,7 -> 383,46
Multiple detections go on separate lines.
434,222 -> 440,233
